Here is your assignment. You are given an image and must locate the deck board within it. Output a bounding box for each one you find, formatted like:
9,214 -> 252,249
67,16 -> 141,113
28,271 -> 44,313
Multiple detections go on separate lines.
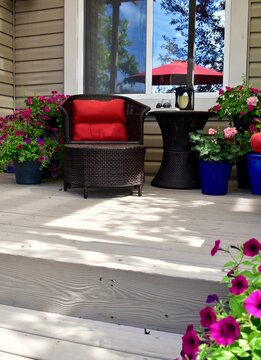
0,305 -> 180,360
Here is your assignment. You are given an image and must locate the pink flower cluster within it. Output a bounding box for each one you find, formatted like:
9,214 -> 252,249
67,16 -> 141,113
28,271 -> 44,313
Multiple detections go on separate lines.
223,127 -> 237,138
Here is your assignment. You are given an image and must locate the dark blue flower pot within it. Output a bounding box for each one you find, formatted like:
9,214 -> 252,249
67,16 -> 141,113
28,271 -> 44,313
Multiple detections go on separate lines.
247,153 -> 261,195
199,160 -> 233,195
14,161 -> 42,184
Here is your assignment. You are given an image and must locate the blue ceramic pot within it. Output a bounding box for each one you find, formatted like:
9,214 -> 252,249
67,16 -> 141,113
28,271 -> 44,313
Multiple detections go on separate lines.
199,160 -> 233,195
247,153 -> 261,195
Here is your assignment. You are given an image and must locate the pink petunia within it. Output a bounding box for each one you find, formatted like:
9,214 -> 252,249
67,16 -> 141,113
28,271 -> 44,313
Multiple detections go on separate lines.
200,306 -> 217,327
210,316 -> 240,346
208,128 -> 217,135
244,290 -> 261,318
211,240 -> 221,256
223,127 -> 237,138
229,275 -> 248,295
243,238 -> 261,257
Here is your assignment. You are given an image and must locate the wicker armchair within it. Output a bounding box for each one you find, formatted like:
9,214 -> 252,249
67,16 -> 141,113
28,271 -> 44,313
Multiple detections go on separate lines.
58,94 -> 150,198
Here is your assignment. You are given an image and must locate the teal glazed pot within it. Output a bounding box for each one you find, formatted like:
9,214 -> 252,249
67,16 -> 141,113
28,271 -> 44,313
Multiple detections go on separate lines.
14,160 -> 42,185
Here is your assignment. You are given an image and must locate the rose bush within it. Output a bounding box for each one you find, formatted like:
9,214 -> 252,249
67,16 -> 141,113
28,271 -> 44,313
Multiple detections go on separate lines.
174,238 -> 261,360
209,83 -> 261,125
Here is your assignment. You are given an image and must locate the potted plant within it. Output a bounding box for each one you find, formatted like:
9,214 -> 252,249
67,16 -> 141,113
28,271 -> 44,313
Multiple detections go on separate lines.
0,91 -> 68,184
174,238 -> 261,360
209,82 -> 261,188
189,127 -> 248,195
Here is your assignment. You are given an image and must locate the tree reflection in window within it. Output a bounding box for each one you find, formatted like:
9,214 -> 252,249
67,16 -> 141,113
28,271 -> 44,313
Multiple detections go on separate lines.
84,0 -> 146,94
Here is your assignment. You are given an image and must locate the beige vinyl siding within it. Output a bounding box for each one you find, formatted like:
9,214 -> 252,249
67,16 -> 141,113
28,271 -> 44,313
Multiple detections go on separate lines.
0,0 -> 14,116
248,0 -> 261,88
14,0 -> 64,108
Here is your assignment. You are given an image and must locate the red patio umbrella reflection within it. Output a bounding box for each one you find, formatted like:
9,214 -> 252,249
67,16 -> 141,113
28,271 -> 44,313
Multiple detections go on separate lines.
127,60 -> 223,86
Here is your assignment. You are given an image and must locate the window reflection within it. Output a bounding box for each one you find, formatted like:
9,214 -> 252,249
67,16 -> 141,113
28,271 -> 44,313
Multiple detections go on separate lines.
152,0 -> 225,93
84,0 -> 146,94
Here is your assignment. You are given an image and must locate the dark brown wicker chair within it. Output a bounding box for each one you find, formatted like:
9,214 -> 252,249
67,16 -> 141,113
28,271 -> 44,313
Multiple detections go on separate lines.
58,94 -> 150,198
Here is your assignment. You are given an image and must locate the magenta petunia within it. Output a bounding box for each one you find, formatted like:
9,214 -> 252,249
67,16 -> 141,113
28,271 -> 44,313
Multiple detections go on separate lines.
210,316 -> 240,346
181,327 -> 200,359
211,240 -> 221,256
229,275 -> 248,295
244,290 -> 261,318
200,306 -> 217,327
243,238 -> 261,257
258,264 -> 261,274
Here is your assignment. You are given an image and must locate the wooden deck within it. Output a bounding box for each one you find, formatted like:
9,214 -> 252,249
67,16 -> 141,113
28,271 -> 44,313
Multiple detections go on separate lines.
0,173 -> 260,359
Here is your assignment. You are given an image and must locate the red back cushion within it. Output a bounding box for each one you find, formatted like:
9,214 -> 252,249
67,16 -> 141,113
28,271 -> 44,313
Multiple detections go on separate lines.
72,99 -> 127,141
73,99 -> 126,124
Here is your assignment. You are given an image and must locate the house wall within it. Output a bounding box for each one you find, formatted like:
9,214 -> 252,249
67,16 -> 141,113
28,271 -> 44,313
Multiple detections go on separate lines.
1,1 -> 260,178
0,0 -> 14,116
14,0 -> 64,108
248,0 -> 261,88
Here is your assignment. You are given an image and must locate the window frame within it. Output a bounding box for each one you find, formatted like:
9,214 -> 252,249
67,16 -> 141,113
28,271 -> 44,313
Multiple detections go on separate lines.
64,0 -> 249,110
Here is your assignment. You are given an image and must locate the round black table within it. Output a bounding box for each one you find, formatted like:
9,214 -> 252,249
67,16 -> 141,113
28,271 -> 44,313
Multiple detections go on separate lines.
150,109 -> 213,189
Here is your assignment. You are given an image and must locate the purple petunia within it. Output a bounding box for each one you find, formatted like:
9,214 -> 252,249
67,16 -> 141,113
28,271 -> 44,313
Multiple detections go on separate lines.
199,306 -> 217,328
24,137 -> 31,144
206,294 -> 219,304
210,316 -> 240,346
36,138 -> 44,146
211,240 -> 221,256
243,238 -> 261,257
244,290 -> 261,318
229,275 -> 248,295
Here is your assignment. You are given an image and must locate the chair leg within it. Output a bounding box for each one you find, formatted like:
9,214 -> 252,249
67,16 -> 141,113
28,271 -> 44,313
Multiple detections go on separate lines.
64,180 -> 68,192
138,184 -> 142,196
84,186 -> 88,199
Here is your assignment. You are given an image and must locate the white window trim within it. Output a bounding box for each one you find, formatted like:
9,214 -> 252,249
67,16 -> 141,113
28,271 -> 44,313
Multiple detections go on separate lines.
64,0 -> 249,110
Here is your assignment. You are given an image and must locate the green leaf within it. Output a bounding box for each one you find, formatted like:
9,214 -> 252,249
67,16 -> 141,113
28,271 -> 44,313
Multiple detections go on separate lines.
242,261 -> 254,266
253,276 -> 261,288
223,261 -> 236,268
208,350 -> 237,360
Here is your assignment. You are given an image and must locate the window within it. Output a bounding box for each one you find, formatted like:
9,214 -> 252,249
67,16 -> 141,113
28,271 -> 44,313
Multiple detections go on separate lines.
84,0 -> 146,94
64,0 -> 249,109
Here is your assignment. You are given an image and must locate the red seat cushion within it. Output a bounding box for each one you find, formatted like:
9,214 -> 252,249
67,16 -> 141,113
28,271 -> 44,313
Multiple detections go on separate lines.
73,99 -> 126,124
73,123 -> 127,141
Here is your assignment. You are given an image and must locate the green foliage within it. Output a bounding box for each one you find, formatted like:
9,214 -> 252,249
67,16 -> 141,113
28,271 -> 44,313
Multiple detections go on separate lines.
189,127 -> 248,162
0,92 -> 68,176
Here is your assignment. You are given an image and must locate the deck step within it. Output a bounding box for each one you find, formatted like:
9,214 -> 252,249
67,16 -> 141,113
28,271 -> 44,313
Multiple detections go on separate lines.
0,174 -> 260,334
0,305 -> 181,360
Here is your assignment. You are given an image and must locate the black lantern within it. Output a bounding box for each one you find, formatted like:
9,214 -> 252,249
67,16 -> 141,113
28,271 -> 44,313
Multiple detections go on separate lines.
175,86 -> 195,110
